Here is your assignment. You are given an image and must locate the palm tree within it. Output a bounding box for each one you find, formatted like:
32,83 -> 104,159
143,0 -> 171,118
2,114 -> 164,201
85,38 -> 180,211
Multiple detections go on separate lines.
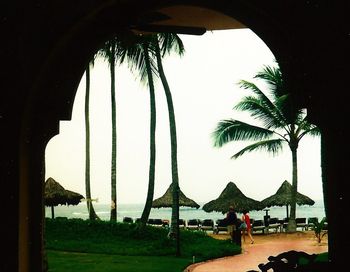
140,39 -> 157,228
140,40 -> 158,228
126,33 -> 184,255
154,33 -> 184,256
212,65 -> 320,232
121,34 -> 158,228
122,34 -> 184,255
84,62 -> 100,221
99,38 -> 119,221
99,32 -> 146,222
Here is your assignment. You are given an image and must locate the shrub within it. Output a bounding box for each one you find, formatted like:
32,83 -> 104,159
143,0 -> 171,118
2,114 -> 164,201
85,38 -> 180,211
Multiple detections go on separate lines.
312,217 -> 328,243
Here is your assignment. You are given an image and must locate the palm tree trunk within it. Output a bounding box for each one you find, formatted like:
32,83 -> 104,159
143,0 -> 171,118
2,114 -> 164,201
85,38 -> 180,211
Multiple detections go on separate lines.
155,40 -> 180,256
110,40 -> 117,222
320,132 -> 328,219
287,146 -> 298,232
85,64 -> 99,221
140,43 -> 156,227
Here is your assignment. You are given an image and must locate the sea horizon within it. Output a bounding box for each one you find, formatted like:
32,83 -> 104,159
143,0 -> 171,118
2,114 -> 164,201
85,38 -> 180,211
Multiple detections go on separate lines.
46,199 -> 326,224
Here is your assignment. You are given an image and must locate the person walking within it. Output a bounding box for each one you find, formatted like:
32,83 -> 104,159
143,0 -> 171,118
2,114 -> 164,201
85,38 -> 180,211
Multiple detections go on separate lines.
226,205 -> 239,244
241,210 -> 254,244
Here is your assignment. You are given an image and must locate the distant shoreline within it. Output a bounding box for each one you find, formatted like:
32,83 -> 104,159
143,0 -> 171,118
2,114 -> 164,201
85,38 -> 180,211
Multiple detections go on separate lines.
92,200 -> 325,206
46,200 -> 326,223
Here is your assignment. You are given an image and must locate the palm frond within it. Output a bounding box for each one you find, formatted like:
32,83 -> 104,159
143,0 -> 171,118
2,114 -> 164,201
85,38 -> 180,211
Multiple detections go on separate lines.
253,66 -> 302,127
295,108 -> 307,124
293,112 -> 320,138
212,119 -> 274,147
298,125 -> 321,140
158,33 -> 185,57
98,40 -> 113,59
255,65 -> 284,97
231,138 -> 285,159
275,93 -> 306,126
121,39 -> 158,85
234,96 -> 288,130
238,80 -> 287,125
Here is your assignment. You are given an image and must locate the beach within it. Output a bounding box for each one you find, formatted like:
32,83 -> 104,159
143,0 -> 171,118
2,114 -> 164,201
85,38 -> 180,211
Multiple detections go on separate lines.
186,230 -> 328,272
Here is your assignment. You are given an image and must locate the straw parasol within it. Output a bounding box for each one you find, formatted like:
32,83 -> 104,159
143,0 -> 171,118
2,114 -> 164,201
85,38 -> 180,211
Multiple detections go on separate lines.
202,181 -> 264,214
261,180 -> 315,218
152,183 -> 200,209
44,177 -> 84,218
65,190 -> 84,206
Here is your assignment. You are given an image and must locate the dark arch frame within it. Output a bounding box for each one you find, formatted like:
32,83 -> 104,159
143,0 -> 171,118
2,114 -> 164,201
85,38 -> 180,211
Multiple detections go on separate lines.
2,1 -> 347,271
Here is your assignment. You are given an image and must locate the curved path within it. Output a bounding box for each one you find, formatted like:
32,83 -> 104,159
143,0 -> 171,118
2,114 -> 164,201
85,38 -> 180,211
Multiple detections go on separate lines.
185,231 -> 328,272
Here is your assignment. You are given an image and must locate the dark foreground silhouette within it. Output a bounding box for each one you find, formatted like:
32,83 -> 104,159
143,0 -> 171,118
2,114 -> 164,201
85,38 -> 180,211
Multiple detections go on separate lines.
247,250 -> 330,272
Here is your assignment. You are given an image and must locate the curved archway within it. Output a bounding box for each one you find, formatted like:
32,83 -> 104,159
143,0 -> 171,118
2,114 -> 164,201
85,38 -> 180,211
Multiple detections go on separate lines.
6,1 -> 346,271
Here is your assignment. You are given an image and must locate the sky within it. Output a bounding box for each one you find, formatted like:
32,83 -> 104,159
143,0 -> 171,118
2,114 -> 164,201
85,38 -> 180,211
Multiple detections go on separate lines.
45,28 -> 323,205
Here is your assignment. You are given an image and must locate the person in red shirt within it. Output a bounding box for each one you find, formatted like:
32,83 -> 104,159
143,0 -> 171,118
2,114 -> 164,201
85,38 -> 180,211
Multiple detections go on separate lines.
241,210 -> 254,244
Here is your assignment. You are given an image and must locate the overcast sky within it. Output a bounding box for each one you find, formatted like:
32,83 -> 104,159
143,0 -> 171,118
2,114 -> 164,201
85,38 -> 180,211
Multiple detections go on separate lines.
45,29 -> 323,205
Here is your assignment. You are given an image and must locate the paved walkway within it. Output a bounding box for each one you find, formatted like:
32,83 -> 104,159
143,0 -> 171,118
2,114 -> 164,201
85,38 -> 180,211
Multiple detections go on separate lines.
185,231 -> 328,272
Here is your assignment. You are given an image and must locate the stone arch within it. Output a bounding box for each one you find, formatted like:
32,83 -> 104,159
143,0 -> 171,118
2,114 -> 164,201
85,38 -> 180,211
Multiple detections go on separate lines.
7,1 -> 346,271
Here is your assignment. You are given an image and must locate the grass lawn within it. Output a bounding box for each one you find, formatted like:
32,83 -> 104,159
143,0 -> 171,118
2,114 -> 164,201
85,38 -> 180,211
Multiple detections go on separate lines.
46,219 -> 329,271
47,250 -> 192,272
45,218 -> 241,272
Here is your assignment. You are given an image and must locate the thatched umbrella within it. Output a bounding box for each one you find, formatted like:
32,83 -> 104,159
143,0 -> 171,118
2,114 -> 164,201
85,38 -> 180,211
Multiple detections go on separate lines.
261,180 -> 315,218
202,181 -> 264,214
152,183 -> 200,209
65,190 -> 84,206
44,177 -> 84,218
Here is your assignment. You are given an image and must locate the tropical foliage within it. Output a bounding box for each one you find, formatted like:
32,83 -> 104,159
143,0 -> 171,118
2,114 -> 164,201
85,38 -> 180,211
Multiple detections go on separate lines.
84,32 -> 185,254
312,217 -> 328,243
212,65 -> 320,232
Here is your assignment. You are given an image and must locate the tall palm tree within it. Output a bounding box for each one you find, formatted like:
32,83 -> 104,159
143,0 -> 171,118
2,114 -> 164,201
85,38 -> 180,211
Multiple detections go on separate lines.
140,40 -> 157,228
121,34 -> 158,228
99,32 -> 145,222
99,38 -> 119,221
154,33 -> 184,256
212,65 -> 320,232
123,34 -> 185,255
84,62 -> 100,221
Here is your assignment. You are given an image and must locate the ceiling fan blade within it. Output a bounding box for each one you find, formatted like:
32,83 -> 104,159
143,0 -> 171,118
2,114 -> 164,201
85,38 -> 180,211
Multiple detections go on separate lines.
132,24 -> 206,35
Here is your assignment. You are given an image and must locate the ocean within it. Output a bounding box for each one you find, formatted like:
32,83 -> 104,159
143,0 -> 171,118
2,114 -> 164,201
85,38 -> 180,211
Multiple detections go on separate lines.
45,200 -> 326,223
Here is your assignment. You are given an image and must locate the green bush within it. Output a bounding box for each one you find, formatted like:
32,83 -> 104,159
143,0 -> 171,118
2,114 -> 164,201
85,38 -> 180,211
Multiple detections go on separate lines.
311,217 -> 328,243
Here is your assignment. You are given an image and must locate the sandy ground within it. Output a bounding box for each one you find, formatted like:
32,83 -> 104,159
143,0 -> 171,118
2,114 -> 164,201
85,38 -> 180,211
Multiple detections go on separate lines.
184,231 -> 328,272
